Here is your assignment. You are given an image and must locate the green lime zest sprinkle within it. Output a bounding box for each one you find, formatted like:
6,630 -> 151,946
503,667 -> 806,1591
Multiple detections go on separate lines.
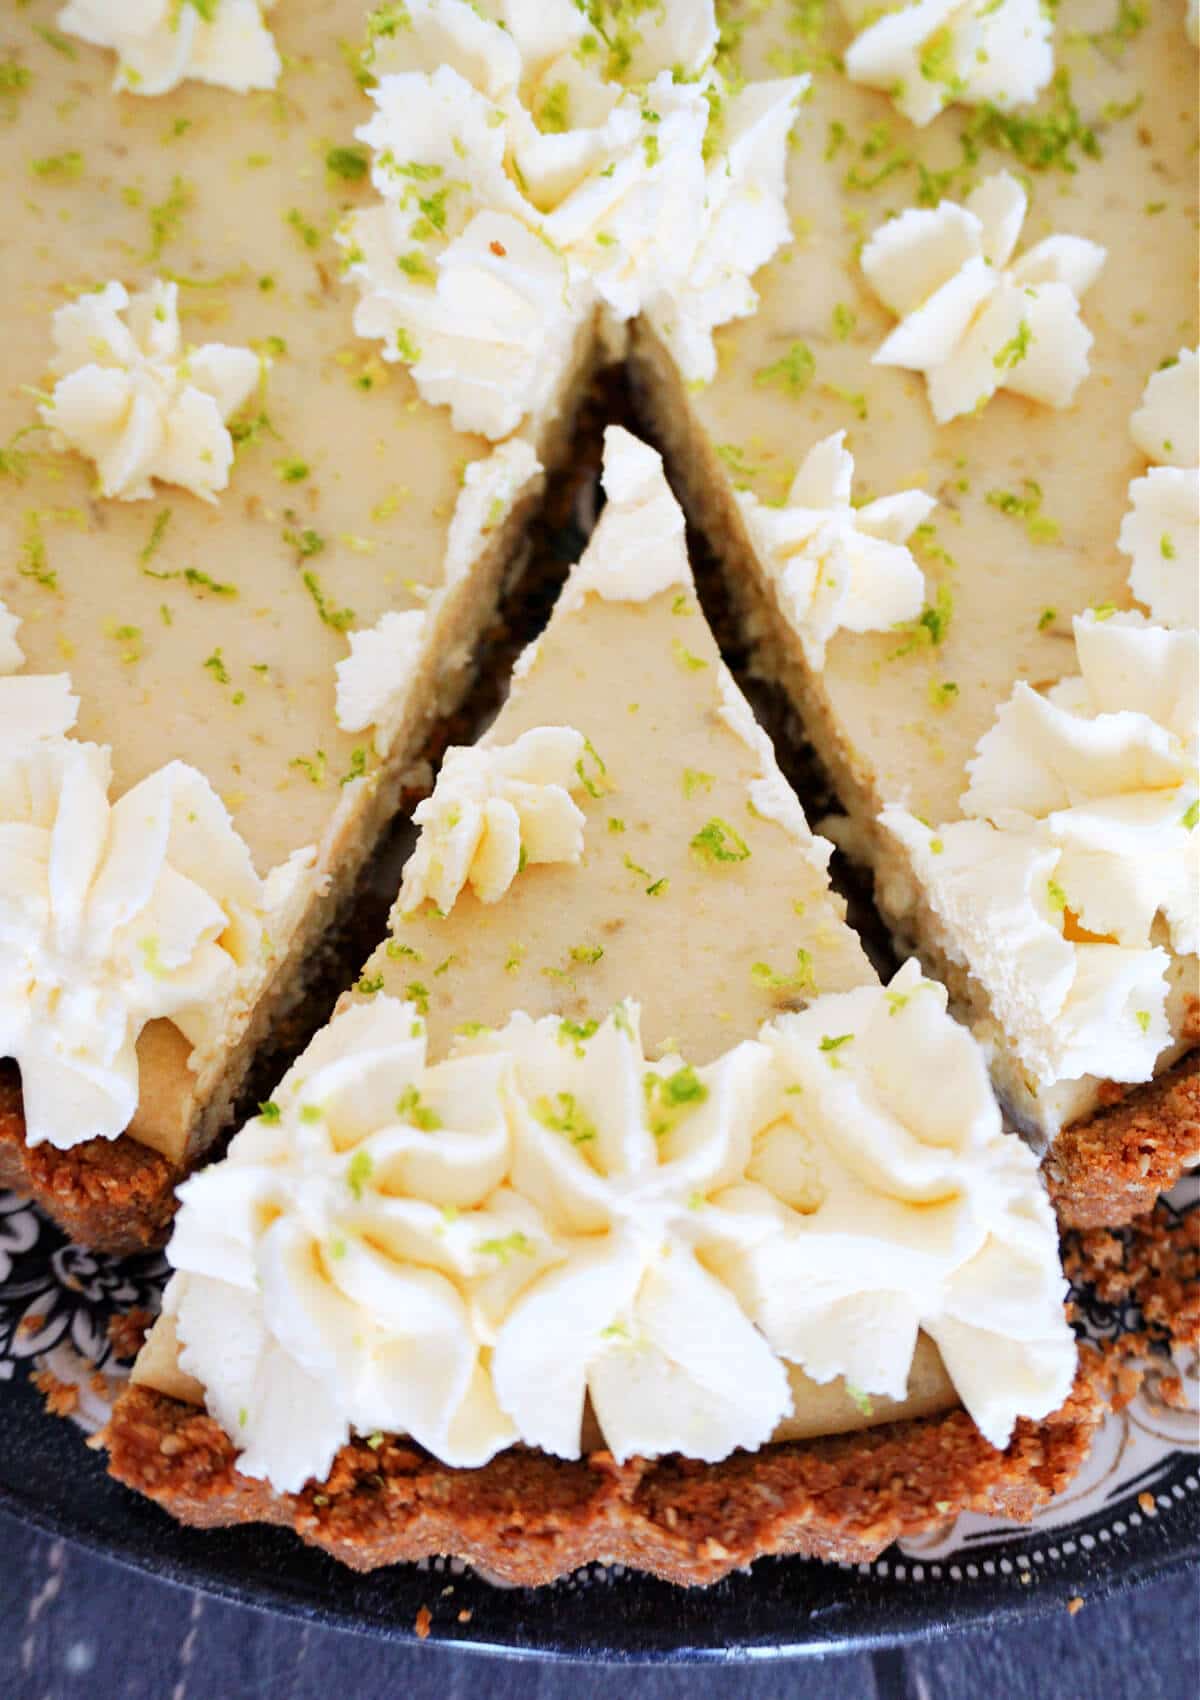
575,737 -> 611,799
993,319 -> 1033,372
203,648 -> 229,684
327,145 -> 368,181
846,1383 -> 874,1416
819,1033 -> 854,1067
671,638 -> 708,671
396,1085 -> 442,1130
533,1091 -> 597,1145
644,1065 -> 709,1138
751,950 -> 816,995
476,1231 -> 535,1266
690,817 -> 751,864
346,1150 -> 374,1199
558,1017 -> 599,1055
753,340 -> 815,397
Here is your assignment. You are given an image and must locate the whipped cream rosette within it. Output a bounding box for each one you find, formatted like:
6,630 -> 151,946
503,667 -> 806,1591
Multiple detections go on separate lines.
861,172 -> 1105,424
397,726 -> 592,916
57,0 -> 280,97
842,0 -> 1054,128
40,281 -> 260,502
736,432 -> 935,669
884,612 -> 1199,1113
339,0 -> 806,438
0,597 -> 313,1151
1119,349 -> 1199,630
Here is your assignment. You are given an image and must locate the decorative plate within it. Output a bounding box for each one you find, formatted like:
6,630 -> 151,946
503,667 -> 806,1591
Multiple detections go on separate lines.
1,1180 -> 1196,1660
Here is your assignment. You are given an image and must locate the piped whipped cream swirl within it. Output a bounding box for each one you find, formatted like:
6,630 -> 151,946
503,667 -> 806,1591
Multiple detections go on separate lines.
883,612 -> 1198,1099
40,282 -> 260,502
861,172 -> 1105,424
736,431 -> 935,669
57,0 -> 280,97
338,0 -> 805,439
164,966 -> 1075,1493
398,726 -> 591,917
1119,349 -> 1199,630
842,0 -> 1054,128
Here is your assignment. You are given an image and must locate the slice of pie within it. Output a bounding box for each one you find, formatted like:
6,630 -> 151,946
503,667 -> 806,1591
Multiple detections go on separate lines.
626,0 -> 1199,1225
0,2 -> 600,1250
104,430 -> 1101,1587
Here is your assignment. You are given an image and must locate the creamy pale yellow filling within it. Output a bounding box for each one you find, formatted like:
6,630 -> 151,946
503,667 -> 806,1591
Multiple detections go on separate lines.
360,583 -> 873,1065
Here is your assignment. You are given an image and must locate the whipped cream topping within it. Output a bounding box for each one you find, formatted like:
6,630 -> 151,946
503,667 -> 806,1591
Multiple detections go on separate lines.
398,726 -> 590,917
0,601 -> 79,750
335,611 -> 427,762
861,172 -> 1106,424
164,969 -> 1074,1489
715,668 -> 836,870
339,0 -> 805,439
57,0 -> 280,97
882,612 -> 1198,1095
722,962 -> 1075,1448
444,439 -> 543,586
1119,350 -> 1199,630
736,431 -> 934,669
843,0 -> 1053,128
40,282 -> 260,502
565,427 -> 689,608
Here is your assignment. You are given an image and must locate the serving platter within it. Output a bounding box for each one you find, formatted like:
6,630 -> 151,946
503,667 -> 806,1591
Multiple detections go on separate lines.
1,1177 -> 1195,1660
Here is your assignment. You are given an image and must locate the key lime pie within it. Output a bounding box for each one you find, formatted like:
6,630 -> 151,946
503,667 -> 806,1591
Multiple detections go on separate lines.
0,0 -> 1188,1589
105,431 -> 1099,1584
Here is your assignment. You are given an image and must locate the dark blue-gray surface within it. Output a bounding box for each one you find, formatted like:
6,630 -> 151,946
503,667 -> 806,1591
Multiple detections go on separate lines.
3,1510 -> 1196,1699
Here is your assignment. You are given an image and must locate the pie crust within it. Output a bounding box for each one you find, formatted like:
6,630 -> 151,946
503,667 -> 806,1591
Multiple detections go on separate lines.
103,1357 -> 1107,1587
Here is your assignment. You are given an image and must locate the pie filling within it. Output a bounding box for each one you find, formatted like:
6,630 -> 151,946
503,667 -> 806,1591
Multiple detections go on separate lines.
0,0 -> 1195,1573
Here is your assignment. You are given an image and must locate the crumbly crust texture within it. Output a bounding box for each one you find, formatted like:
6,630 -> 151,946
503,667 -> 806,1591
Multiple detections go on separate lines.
103,1365 -> 1107,1588
0,1070 -> 177,1255
1046,1052 -> 1200,1230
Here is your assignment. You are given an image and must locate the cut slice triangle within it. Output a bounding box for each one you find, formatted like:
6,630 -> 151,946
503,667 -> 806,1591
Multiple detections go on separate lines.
363,425 -> 875,1064
117,430 -> 1083,1585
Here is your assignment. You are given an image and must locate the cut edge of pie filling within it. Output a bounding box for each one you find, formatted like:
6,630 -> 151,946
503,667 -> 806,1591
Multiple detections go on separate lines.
1,0 -> 1195,1576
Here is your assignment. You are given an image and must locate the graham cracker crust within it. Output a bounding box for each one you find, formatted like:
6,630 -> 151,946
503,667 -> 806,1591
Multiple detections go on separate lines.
102,1360 -> 1107,1588
1047,1054 -> 1200,1230
0,1070 -> 176,1255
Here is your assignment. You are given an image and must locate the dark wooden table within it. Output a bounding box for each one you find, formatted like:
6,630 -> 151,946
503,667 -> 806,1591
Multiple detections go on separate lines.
3,1511 -> 1195,1699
